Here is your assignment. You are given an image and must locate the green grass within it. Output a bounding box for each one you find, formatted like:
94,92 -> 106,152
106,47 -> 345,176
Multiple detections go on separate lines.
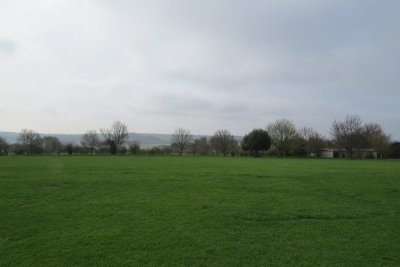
1,156 -> 400,266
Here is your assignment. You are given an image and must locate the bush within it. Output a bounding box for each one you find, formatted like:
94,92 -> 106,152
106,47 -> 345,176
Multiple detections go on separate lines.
241,129 -> 271,156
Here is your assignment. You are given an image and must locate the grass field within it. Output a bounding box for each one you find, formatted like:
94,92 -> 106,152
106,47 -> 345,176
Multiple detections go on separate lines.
1,156 -> 399,266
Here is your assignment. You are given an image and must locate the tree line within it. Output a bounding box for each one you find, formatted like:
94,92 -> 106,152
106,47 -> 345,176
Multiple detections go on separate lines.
1,115 -> 399,158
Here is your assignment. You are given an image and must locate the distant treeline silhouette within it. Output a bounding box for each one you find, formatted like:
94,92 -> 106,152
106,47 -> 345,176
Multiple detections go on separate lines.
1,115 -> 399,159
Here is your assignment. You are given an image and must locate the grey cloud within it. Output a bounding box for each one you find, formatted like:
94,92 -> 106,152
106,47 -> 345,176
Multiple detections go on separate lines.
0,1 -> 399,138
146,92 -> 215,117
0,38 -> 16,57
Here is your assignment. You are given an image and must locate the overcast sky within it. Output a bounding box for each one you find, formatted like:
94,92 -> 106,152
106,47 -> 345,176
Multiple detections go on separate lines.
0,0 -> 399,138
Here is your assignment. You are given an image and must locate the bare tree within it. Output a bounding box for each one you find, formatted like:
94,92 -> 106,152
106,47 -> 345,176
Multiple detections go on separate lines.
0,136 -> 8,155
363,123 -> 390,158
18,129 -> 43,154
298,127 -> 325,157
210,129 -> 237,156
101,121 -> 129,155
81,130 -> 100,155
171,128 -> 192,155
192,137 -> 211,155
42,136 -> 62,154
331,115 -> 364,159
308,132 -> 326,157
266,119 -> 298,156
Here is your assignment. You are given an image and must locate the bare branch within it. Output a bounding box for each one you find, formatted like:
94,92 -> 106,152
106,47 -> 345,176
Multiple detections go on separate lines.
100,121 -> 129,154
266,119 -> 298,156
81,130 -> 100,155
210,129 -> 237,156
171,128 -> 192,155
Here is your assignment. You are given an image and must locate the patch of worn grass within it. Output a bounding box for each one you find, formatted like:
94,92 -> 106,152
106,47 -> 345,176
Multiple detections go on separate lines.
0,156 -> 399,266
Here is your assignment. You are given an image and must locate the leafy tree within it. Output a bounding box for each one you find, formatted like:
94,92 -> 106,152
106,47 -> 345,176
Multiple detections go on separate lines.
210,129 -> 237,156
120,146 -> 128,155
241,129 -> 271,156
18,129 -> 43,154
81,130 -> 100,155
11,144 -> 25,155
149,146 -> 163,156
266,119 -> 298,156
101,121 -> 129,155
129,142 -> 141,155
171,128 -> 192,155
0,136 -> 8,155
161,145 -> 173,155
65,143 -> 74,155
389,142 -> 400,158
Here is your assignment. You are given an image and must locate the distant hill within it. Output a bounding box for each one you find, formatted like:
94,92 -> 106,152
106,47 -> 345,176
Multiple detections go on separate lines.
0,131 -> 173,146
0,131 -> 242,147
